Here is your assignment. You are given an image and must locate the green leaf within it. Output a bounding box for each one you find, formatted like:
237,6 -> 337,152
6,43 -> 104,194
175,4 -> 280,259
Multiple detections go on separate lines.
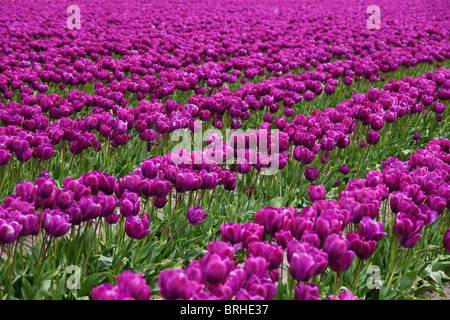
184,248 -> 206,262
268,196 -> 283,208
398,269 -> 418,291
36,280 -> 52,300
79,272 -> 110,297
21,278 -> 33,300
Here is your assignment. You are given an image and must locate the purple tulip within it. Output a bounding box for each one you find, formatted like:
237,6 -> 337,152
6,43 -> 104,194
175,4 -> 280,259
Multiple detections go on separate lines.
202,253 -> 232,285
304,167 -> 319,182
295,282 -> 320,300
117,271 -> 151,300
220,222 -> 241,244
443,229 -> 450,254
186,206 -> 208,225
42,210 -> 71,237
339,164 -> 350,175
248,241 -> 284,270
329,250 -> 355,272
307,185 -> 326,203
55,189 -> 74,210
393,213 -> 424,248
324,234 -> 348,261
0,219 -> 22,244
347,232 -> 378,259
125,216 -> 151,240
275,229 -> 293,249
206,241 -> 235,260
119,191 -> 141,217
79,196 -> 102,220
254,207 -> 284,235
92,283 -> 133,300
0,149 -> 12,166
359,216 -> 387,242
293,146 -> 315,164
367,130 -> 381,145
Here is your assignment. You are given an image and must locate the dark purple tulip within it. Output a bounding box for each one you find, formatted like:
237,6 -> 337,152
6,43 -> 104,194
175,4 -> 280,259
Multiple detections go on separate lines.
254,207 -> 284,235
98,193 -> 118,217
79,196 -> 102,220
291,216 -> 314,240
244,256 -> 269,278
241,223 -> 264,249
289,252 -> 318,282
125,216 -> 151,240
42,210 -> 71,237
66,204 -> 84,226
304,167 -> 319,182
36,179 -> 55,199
14,181 -> 37,203
224,267 -> 247,296
200,170 -> 219,190
16,148 -> 33,162
295,282 -> 320,300
247,241 -> 284,270
186,206 -> 207,226
307,185 -> 326,203
11,139 -> 29,155
367,130 -> 381,145
329,250 -> 355,272
220,222 -> 241,244
443,229 -> 450,254
158,269 -> 188,300
304,90 -> 315,102
33,143 -> 54,161
207,241 -> 235,261
117,271 -> 151,300
301,230 -> 322,249
324,234 -> 348,261
293,146 -> 315,164
202,253 -> 232,285
359,216 -> 387,241
105,213 -> 120,225
347,232 -> 378,259
0,219 -> 22,244
138,179 -> 155,198
153,196 -> 168,209
0,149 -> 12,166
8,211 -> 38,237
235,289 -> 265,300
154,179 -> 172,198
426,195 -> 446,215
393,213 -> 424,248
119,191 -> 141,217
92,283 -> 133,300
244,274 -> 277,300
55,189 -> 74,210
275,229 -> 293,249
314,211 -> 342,242
432,102 -> 446,114
82,173 -> 100,192
339,164 -> 350,175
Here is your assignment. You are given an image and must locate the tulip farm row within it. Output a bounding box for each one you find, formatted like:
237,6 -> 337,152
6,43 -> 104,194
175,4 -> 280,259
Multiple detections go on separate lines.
0,0 -> 449,300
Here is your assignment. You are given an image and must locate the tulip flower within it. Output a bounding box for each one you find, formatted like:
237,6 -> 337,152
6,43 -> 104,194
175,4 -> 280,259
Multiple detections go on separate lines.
295,282 -> 320,300
117,271 -> 151,300
186,206 -> 208,226
125,216 -> 151,240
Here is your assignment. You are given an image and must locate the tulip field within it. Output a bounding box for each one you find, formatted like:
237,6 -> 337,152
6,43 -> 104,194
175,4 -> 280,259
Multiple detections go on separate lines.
1,0 -> 450,302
